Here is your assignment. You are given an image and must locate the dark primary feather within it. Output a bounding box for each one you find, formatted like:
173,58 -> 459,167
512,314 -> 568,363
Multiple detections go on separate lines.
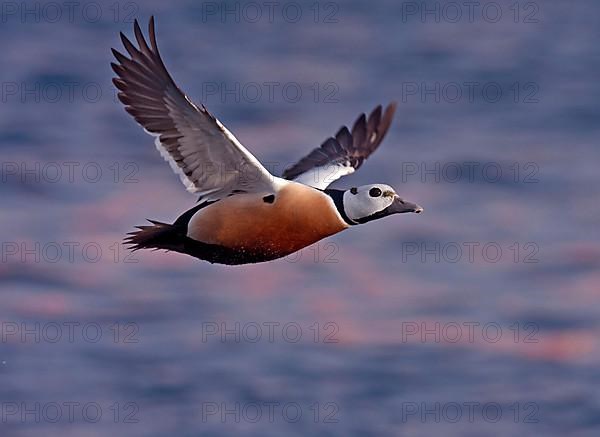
111,16 -> 205,157
282,103 -> 397,181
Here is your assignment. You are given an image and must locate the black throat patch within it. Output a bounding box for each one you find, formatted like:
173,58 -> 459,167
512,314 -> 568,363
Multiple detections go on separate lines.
323,189 -> 357,226
354,208 -> 390,224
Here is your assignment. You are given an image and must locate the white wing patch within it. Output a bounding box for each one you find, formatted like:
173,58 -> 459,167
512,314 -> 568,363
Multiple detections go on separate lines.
293,164 -> 355,190
145,128 -> 197,193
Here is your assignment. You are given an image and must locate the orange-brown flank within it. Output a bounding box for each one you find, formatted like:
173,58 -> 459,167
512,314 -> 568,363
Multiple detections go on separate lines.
188,183 -> 348,259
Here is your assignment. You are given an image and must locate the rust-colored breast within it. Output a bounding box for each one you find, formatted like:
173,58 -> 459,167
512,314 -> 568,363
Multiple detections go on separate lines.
187,183 -> 348,258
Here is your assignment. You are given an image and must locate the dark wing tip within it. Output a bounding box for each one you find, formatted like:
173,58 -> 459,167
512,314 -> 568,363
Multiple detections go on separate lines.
384,102 -> 398,120
368,105 -> 382,127
133,18 -> 143,42
111,15 -> 177,101
112,78 -> 127,90
148,16 -> 158,52
110,62 -> 122,75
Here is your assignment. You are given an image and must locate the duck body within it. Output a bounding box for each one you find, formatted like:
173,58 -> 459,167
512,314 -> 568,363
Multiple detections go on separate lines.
131,181 -> 349,265
187,181 -> 349,261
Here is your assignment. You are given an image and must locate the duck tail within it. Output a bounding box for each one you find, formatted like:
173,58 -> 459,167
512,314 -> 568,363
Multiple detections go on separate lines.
124,219 -> 185,253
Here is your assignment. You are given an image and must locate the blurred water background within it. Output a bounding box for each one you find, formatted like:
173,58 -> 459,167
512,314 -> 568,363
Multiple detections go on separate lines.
1,0 -> 599,435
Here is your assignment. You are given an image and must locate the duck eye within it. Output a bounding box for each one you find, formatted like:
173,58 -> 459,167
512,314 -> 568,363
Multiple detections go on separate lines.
369,187 -> 382,197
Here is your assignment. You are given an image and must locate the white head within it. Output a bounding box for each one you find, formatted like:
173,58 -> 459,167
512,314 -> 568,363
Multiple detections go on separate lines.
342,184 -> 423,224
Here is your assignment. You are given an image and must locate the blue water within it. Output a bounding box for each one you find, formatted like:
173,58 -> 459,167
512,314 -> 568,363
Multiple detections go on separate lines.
1,0 -> 600,435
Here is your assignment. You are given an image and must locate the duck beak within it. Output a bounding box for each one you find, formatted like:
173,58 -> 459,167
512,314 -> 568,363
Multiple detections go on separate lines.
387,196 -> 423,214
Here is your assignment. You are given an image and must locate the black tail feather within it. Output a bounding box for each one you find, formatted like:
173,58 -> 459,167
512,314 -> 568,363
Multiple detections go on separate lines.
124,220 -> 184,252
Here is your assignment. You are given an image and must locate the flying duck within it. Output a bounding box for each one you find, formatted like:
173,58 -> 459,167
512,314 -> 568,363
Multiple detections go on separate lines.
112,17 -> 423,265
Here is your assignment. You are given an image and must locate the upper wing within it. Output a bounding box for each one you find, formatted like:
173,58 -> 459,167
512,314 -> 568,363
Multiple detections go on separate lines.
282,103 -> 397,189
111,17 -> 275,201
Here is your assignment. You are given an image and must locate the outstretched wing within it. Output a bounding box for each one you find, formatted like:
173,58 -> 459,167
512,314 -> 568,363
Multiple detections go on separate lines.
111,17 -> 275,201
282,103 -> 397,189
